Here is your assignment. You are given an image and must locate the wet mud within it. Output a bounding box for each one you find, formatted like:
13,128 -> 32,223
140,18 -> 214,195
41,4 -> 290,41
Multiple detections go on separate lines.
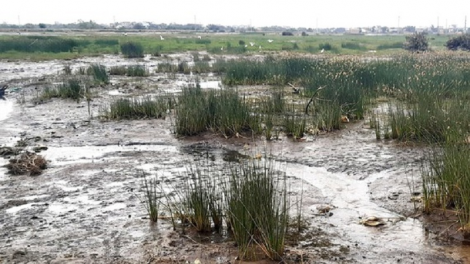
0,55 -> 469,264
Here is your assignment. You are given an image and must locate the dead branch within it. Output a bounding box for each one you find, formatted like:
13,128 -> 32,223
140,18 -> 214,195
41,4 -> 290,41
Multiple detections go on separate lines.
305,86 -> 325,115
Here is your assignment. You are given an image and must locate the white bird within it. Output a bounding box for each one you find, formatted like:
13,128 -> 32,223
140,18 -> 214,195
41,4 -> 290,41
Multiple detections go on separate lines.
197,35 -> 201,39
221,47 -> 223,51
268,39 -> 273,43
259,45 -> 262,49
245,45 -> 248,48
249,42 -> 255,47
160,35 -> 164,40
320,48 -> 325,53
123,32 -> 128,36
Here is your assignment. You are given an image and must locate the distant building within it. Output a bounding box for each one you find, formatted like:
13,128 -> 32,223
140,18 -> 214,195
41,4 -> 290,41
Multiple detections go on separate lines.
346,28 -> 362,35
333,28 -> 346,34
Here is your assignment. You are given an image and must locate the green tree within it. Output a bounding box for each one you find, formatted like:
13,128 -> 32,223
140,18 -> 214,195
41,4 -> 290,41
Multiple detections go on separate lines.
445,34 -> 470,51
38,23 -> 46,29
403,32 -> 429,52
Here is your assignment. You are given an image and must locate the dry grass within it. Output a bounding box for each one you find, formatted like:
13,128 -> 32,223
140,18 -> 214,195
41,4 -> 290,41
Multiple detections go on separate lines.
6,152 -> 47,176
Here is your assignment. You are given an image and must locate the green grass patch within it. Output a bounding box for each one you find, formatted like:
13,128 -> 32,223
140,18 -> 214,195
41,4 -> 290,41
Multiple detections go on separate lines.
120,41 -> 144,58
102,96 -> 169,120
41,78 -> 84,101
127,65 -> 148,76
175,86 -> 260,137
87,64 -> 109,84
0,33 -> 456,60
423,143 -> 470,234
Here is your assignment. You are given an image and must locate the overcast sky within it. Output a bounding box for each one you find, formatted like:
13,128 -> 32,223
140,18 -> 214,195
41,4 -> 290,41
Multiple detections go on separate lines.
1,0 -> 469,28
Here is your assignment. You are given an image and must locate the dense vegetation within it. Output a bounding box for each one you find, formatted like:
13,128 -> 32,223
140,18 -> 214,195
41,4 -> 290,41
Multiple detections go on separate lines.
0,33 -> 456,60
446,34 -> 470,51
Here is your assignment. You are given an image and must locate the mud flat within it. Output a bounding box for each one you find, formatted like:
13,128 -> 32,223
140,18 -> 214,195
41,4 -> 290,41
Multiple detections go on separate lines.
0,55 -> 469,264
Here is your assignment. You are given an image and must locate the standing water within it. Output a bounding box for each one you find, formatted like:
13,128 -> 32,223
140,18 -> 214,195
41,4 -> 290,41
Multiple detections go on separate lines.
0,99 -> 14,121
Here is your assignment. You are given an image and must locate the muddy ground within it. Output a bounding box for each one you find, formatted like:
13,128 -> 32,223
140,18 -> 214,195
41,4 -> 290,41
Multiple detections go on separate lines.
0,54 -> 469,264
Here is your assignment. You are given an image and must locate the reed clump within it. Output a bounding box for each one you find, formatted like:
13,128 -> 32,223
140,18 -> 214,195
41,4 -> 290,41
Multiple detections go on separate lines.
120,41 -> 144,58
102,96 -> 169,120
141,174 -> 161,223
227,158 -> 288,261
423,142 -> 470,233
40,78 -> 85,101
87,64 -> 109,84
175,85 -> 259,137
126,65 -> 148,77
163,156 -> 290,261
156,62 -> 179,73
109,66 -> 127,75
0,36 -> 82,53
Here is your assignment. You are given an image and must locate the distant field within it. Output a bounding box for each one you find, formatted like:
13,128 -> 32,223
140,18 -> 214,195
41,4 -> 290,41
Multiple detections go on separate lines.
0,30 -> 455,60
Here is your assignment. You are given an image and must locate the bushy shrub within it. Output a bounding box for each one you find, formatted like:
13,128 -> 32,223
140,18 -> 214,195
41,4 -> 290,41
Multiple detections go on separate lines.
120,42 -> 144,58
446,34 -> 470,51
403,32 -> 429,52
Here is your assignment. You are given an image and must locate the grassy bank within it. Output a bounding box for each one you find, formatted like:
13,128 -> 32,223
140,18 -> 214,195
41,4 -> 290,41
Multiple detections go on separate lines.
0,33 -> 454,60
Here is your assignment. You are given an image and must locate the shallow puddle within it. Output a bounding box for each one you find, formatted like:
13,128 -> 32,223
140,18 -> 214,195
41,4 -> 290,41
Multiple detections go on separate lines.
0,99 -> 14,121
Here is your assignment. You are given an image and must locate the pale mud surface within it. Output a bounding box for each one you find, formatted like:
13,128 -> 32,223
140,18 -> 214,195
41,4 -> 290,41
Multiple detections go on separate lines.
0,54 -> 469,264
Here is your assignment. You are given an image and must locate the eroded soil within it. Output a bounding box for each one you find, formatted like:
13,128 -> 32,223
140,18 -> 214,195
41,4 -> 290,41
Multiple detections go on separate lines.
1,54 -> 469,264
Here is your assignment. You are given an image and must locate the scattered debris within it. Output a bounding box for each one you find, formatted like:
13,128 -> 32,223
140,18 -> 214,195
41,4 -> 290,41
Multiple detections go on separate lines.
359,216 -> 385,227
341,115 -> 350,123
33,145 -> 48,152
288,83 -> 301,94
0,146 -> 21,158
5,151 -> 47,176
317,205 -> 332,214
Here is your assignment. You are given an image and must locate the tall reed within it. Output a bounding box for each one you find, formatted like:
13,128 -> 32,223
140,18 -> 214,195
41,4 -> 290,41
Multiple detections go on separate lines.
141,174 -> 161,223
87,64 -> 109,84
175,86 -> 259,137
120,41 -> 144,58
183,165 -> 224,232
126,65 -> 148,77
227,157 -> 288,260
103,96 -> 168,120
